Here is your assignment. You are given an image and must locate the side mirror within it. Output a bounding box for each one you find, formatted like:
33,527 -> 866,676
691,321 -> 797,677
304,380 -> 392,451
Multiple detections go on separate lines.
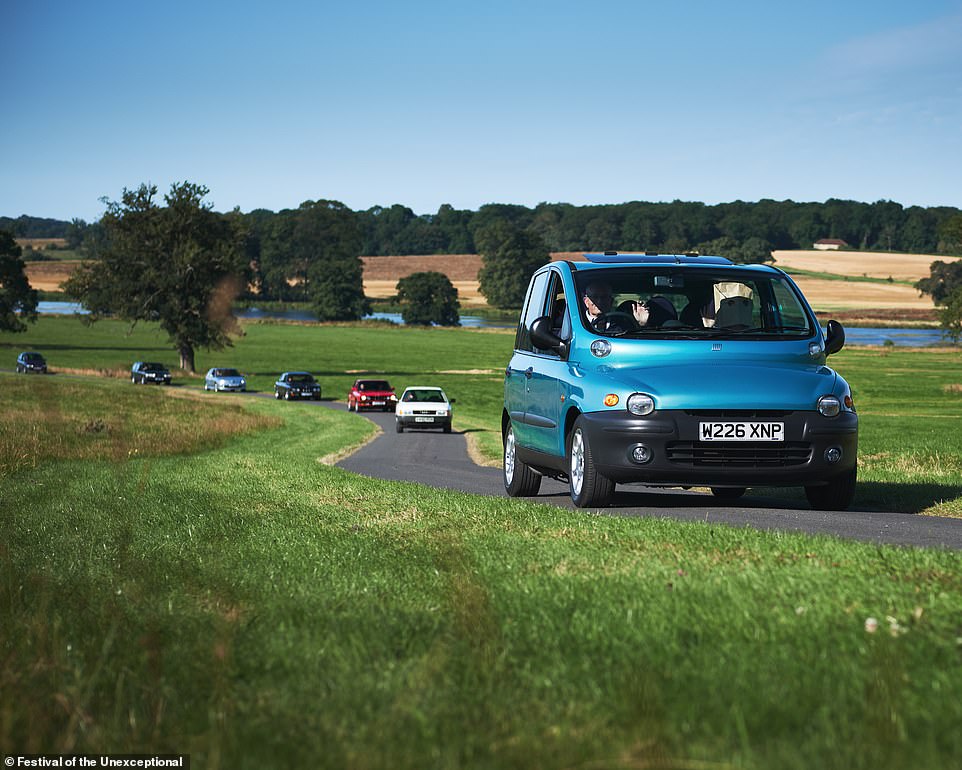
530,316 -> 568,357
825,320 -> 845,356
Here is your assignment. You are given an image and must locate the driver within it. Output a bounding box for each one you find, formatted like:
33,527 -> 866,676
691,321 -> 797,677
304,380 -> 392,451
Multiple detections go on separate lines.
583,281 -> 646,332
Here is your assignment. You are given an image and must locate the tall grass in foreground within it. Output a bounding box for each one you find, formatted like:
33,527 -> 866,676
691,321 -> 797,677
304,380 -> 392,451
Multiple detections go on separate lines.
3,377 -> 962,769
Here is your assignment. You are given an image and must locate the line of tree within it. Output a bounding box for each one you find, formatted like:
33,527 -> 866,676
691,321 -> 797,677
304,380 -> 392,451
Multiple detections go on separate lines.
17,198 -> 962,260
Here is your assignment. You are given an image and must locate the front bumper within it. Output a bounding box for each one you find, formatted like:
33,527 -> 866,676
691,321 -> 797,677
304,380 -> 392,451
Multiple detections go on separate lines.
578,409 -> 858,487
286,389 -> 320,399
397,414 -> 451,428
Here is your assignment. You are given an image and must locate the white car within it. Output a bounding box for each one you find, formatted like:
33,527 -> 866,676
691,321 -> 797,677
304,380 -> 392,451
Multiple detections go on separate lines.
395,386 -> 454,434
204,367 -> 247,392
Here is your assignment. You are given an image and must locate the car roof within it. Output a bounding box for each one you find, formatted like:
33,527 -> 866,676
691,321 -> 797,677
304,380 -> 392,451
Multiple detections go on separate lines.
403,386 -> 444,391
582,252 -> 733,266
282,371 -> 312,376
565,253 -> 781,276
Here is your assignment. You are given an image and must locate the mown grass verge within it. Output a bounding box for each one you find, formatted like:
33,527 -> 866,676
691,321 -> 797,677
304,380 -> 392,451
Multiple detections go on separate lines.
2,376 -> 962,769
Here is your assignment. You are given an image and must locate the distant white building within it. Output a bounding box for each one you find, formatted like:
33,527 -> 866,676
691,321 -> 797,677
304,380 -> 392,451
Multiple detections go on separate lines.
813,238 -> 848,251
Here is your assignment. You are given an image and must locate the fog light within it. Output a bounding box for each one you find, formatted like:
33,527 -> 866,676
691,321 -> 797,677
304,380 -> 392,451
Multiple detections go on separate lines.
824,446 -> 842,464
630,444 -> 652,464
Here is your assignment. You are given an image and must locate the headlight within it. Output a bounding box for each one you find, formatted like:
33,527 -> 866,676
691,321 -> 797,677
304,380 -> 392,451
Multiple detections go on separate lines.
626,393 -> 655,416
817,395 -> 841,417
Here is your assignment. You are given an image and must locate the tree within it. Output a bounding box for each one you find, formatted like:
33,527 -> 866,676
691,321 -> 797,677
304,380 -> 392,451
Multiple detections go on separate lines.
916,260 -> 962,305
938,214 -> 962,255
396,271 -> 460,326
733,236 -> 775,264
938,287 -> 962,343
64,182 -> 247,372
476,222 -> 549,308
0,230 -> 39,332
916,259 -> 962,343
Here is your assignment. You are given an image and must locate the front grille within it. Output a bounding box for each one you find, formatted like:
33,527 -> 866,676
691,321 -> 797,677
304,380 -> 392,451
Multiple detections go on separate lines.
685,410 -> 793,419
667,441 -> 812,468
413,410 -> 438,415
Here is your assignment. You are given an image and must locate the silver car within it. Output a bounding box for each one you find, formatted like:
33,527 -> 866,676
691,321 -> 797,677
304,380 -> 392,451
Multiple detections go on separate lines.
204,367 -> 247,392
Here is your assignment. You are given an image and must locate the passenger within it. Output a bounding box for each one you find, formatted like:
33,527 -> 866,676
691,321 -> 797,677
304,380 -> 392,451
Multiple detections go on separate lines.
634,295 -> 678,328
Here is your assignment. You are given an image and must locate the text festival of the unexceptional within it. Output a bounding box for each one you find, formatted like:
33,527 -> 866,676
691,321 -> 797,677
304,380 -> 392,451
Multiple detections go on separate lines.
4,757 -> 188,769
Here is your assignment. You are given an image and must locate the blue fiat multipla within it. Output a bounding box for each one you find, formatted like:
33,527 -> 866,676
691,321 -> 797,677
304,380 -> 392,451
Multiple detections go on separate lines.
502,253 -> 857,510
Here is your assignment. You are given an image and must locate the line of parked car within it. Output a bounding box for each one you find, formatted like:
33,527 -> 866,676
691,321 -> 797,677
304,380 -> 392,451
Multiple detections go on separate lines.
12,352 -> 455,434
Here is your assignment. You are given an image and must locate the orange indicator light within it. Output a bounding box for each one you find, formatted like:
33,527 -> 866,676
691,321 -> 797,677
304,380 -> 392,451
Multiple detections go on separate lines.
604,394 -> 619,407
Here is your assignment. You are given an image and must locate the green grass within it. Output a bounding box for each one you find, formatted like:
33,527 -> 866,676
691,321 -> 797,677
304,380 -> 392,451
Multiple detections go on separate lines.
3,375 -> 962,769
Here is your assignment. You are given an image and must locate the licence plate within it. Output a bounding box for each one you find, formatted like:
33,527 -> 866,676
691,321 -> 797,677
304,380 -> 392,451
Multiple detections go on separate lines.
699,422 -> 784,442
415,417 -> 435,423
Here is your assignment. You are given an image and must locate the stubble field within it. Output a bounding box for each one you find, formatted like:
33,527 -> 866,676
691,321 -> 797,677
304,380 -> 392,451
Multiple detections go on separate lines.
22,249 -> 957,316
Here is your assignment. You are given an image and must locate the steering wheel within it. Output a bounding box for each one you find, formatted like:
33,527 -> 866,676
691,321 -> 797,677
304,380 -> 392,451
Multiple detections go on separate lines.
592,311 -> 639,332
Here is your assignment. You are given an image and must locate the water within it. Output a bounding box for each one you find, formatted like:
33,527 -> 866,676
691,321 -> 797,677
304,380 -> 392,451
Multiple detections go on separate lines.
35,301 -> 954,345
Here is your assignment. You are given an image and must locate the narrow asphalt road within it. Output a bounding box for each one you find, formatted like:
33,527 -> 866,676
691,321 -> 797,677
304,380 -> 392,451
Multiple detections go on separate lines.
329,402 -> 962,551
7,369 -> 961,551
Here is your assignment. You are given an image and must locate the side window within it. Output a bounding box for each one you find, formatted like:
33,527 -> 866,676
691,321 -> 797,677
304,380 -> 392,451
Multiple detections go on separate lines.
515,271 -> 550,352
546,273 -> 571,345
771,279 -> 810,329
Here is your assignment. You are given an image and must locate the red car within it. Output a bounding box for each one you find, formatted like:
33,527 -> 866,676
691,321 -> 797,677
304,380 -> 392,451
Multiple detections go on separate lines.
348,379 -> 397,412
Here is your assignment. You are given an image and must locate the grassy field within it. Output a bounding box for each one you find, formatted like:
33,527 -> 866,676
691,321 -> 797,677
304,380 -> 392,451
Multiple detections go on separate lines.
3,370 -> 962,769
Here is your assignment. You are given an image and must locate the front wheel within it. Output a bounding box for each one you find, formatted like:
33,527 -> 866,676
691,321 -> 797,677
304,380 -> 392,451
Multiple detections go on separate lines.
503,423 -> 541,497
568,417 -> 614,508
274,389 -> 281,400
805,466 -> 857,511
396,420 -> 404,433
284,390 -> 291,400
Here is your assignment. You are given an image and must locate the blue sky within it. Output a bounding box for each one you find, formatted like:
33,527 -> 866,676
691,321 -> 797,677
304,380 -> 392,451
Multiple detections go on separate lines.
2,0 -> 961,221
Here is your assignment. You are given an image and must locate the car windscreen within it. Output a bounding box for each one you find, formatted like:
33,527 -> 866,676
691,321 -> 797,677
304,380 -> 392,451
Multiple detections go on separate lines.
24,353 -> 44,362
573,268 -> 815,339
288,374 -> 315,383
216,369 -> 241,377
359,381 -> 390,391
403,389 -> 447,403
144,363 -> 167,371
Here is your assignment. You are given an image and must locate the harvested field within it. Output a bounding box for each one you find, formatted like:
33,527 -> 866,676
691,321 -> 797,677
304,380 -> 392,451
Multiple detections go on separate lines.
16,237 -> 67,250
789,276 -> 932,311
24,259 -> 81,292
364,278 -> 486,305
771,249 -> 951,282
361,254 -> 482,281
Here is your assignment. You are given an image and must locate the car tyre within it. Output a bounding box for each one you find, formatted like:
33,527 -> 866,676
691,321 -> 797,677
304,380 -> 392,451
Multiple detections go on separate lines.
567,417 -> 614,508
443,423 -> 452,434
503,423 -> 541,497
711,487 -> 746,500
805,466 -> 857,511
284,390 -> 291,400
274,389 -> 281,399
396,420 -> 404,433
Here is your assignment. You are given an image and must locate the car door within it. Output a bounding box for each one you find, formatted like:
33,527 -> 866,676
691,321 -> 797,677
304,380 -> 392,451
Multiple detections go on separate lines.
523,272 -> 568,456
505,270 -> 550,449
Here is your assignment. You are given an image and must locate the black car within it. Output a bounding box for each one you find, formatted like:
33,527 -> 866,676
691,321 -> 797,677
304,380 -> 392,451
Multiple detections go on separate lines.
131,361 -> 172,385
274,371 -> 322,400
16,352 -> 47,373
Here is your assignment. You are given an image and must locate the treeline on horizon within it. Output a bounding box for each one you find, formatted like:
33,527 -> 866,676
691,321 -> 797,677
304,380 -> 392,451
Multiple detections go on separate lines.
6,198 -> 962,256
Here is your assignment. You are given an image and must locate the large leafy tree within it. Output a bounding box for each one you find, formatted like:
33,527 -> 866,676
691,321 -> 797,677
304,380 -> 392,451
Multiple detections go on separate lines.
64,182 -> 247,373
476,222 -> 549,309
396,271 -> 460,326
916,259 -> 962,343
0,230 -> 39,332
